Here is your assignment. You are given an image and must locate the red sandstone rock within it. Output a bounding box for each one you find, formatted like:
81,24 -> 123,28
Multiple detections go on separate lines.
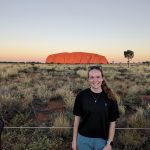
46,52 -> 108,64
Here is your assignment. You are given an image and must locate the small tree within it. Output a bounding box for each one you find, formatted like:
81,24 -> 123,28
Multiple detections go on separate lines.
124,50 -> 134,68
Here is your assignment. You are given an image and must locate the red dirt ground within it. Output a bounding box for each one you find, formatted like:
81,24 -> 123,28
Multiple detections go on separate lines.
34,100 -> 66,121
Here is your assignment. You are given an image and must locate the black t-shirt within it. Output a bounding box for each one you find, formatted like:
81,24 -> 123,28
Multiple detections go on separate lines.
73,88 -> 119,139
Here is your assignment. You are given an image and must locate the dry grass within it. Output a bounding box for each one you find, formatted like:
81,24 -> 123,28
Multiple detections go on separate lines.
118,130 -> 147,150
54,85 -> 75,111
119,105 -> 125,115
0,63 -> 149,149
0,65 -> 19,78
128,107 -> 150,128
52,113 -> 70,137
76,69 -> 87,78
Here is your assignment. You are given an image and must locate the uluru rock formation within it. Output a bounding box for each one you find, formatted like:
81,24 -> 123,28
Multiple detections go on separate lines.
46,52 -> 108,64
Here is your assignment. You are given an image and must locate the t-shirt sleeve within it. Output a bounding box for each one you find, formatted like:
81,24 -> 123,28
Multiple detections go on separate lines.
108,100 -> 120,122
73,94 -> 82,116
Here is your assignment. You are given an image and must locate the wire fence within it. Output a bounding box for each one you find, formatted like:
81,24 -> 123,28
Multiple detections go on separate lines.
3,126 -> 150,129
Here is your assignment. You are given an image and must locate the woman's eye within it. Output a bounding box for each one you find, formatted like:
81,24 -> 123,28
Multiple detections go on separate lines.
89,77 -> 94,80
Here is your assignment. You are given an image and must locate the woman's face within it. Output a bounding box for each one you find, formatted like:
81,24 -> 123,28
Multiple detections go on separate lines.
88,69 -> 103,90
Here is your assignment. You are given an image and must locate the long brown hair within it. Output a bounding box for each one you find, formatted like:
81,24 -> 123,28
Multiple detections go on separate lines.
88,65 -> 119,101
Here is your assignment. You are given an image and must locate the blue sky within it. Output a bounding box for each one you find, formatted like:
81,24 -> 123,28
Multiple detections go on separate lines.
0,0 -> 150,62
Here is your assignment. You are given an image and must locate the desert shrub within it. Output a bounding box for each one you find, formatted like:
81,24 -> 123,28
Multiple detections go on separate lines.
72,82 -> 85,94
38,63 -> 56,70
21,76 -> 33,88
0,88 -> 20,111
110,81 -> 127,98
73,65 -> 86,71
51,86 -> 70,101
1,101 -> 21,122
21,89 -> 33,111
0,87 -> 13,105
118,130 -> 147,150
76,69 -> 87,78
63,90 -> 75,111
67,69 -> 77,76
144,87 -> 150,95
118,68 -> 128,74
0,65 -> 19,79
128,107 -> 150,128
32,66 -> 38,72
74,77 -> 88,89
34,84 -> 51,100
128,85 -> 148,95
2,129 -> 52,150
52,113 -> 70,137
49,92 -> 63,101
146,104 -> 150,118
54,85 -> 75,111
104,71 -> 117,81
27,135 -> 51,150
124,93 -> 138,105
66,76 -> 88,94
119,104 -> 125,116
113,75 -> 125,81
9,113 -> 30,126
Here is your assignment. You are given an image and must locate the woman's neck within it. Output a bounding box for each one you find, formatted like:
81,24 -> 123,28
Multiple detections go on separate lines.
90,87 -> 102,93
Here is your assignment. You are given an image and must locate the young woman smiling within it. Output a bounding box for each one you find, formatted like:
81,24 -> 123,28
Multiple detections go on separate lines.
72,66 -> 119,150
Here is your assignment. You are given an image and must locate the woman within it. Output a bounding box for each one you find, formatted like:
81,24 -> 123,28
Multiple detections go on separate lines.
72,66 -> 119,150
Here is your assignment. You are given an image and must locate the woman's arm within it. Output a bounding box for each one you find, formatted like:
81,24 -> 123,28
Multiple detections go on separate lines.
108,121 -> 116,142
103,121 -> 116,150
72,116 -> 80,150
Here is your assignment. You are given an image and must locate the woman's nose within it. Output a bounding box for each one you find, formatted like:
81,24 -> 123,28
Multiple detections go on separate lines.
93,78 -> 98,82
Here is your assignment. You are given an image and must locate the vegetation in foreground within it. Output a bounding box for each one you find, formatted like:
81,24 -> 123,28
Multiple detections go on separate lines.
0,63 -> 150,150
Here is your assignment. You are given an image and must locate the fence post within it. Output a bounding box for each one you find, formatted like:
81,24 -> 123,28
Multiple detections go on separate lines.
0,119 -> 4,150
